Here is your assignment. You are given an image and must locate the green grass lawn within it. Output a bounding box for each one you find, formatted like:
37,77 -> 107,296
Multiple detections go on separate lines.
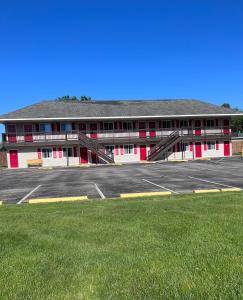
0,193 -> 243,300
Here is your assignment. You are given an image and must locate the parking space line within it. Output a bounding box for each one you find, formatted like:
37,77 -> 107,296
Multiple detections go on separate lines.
94,183 -> 106,199
142,179 -> 180,194
188,176 -> 240,189
17,185 -> 42,205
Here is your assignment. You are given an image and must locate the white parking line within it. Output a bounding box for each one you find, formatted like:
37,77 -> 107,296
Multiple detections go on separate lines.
94,183 -> 106,199
188,176 -> 240,189
142,179 -> 180,194
17,185 -> 42,205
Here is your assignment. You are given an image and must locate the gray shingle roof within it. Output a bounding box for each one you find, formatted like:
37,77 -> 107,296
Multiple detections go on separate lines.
0,99 -> 240,121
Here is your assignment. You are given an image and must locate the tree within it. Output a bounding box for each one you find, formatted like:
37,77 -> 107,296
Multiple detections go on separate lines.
56,95 -> 92,102
56,95 -> 79,102
221,103 -> 231,109
80,96 -> 92,102
221,103 -> 243,133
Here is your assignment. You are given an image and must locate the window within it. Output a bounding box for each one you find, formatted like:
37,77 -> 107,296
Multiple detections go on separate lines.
224,119 -> 230,126
162,120 -> 172,129
183,143 -> 190,151
7,124 -> 16,133
39,123 -> 52,133
206,120 -> 215,128
123,122 -> 132,131
42,148 -> 52,158
63,147 -> 73,157
61,123 -> 72,132
124,145 -> 133,154
179,120 -> 188,128
104,122 -> 114,131
105,145 -> 114,155
207,141 -> 215,150
149,122 -> 156,129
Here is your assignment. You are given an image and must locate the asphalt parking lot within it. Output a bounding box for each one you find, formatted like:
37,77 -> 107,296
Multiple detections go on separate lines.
0,157 -> 243,204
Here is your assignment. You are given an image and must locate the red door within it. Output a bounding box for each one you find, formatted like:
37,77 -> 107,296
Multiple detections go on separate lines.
24,124 -> 33,142
80,147 -> 88,164
223,120 -> 230,135
7,124 -> 17,142
90,123 -> 97,139
195,142 -> 202,158
195,120 -> 201,136
139,122 -> 146,138
9,150 -> 19,168
149,122 -> 156,137
140,145 -> 147,160
224,141 -> 230,157
91,152 -> 97,163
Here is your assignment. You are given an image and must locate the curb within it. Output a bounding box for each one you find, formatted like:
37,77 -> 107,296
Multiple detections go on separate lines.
221,188 -> 242,192
120,191 -> 172,198
193,189 -> 220,194
29,196 -> 88,204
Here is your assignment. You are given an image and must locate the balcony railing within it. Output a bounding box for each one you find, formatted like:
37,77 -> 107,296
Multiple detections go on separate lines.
2,127 -> 232,145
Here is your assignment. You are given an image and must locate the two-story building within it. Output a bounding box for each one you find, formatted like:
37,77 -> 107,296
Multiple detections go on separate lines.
0,99 -> 241,168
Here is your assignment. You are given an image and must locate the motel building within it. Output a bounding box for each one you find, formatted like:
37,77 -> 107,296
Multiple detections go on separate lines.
0,99 -> 241,169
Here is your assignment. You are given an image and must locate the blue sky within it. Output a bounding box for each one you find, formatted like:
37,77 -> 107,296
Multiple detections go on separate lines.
0,0 -> 242,135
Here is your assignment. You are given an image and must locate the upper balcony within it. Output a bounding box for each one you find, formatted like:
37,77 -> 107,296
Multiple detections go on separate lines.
2,126 -> 232,147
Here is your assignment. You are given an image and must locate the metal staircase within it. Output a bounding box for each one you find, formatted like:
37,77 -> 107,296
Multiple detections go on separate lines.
147,130 -> 182,161
79,132 -> 114,164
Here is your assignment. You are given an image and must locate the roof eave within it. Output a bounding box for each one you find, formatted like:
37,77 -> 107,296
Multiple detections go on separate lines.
0,113 -> 242,122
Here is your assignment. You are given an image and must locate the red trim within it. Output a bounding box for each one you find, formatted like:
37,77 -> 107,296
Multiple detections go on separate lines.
190,143 -> 193,152
90,133 -> 97,139
115,145 -> 119,155
204,142 -> 207,151
223,128 -> 230,135
139,131 -> 146,138
149,130 -> 156,137
216,141 -> 219,150
8,134 -> 17,143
